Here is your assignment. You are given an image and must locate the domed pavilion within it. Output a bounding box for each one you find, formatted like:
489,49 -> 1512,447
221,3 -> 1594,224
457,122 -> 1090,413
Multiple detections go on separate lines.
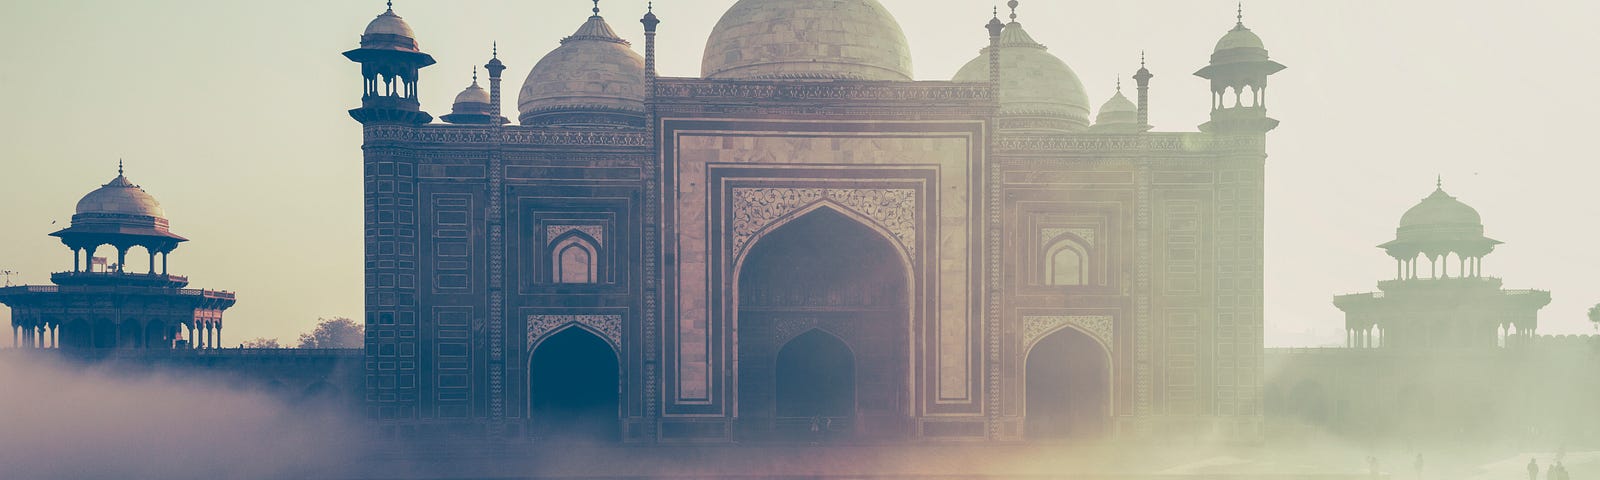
1,163 -> 236,351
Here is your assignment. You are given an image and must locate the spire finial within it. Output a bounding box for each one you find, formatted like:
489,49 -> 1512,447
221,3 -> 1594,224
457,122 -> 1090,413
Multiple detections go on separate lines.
992,6 -> 999,19
473,65 -> 479,84
1436,175 -> 1443,190
593,0 -> 601,16
1141,50 -> 1146,68
386,0 -> 393,11
1116,75 -> 1122,92
648,1 -> 653,13
118,159 -> 123,176
1236,2 -> 1244,25
492,41 -> 498,59
1008,0 -> 1019,22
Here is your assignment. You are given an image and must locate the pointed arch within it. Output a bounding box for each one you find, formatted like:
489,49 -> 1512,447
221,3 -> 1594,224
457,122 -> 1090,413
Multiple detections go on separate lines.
527,326 -> 622,442
775,329 -> 856,418
547,230 -> 602,284
733,200 -> 915,273
1042,233 -> 1091,286
1023,326 -> 1112,440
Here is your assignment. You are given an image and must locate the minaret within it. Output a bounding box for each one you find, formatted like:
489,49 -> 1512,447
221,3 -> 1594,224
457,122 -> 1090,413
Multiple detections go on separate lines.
485,42 -> 507,122
1194,3 -> 1285,133
1133,51 -> 1153,129
343,1 -> 436,125
642,2 -> 659,81
986,6 -> 1005,87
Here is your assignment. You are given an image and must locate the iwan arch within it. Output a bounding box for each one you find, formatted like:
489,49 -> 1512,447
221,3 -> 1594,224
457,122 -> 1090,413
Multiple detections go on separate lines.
345,0 -> 1283,443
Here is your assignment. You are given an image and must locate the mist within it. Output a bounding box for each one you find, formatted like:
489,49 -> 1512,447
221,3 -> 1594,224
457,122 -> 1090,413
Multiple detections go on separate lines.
0,354 -> 366,479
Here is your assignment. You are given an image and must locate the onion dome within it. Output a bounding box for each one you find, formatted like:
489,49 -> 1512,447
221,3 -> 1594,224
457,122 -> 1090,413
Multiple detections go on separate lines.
517,12 -> 645,127
1089,80 -> 1144,133
1379,180 -> 1500,259
702,0 -> 913,81
359,2 -> 420,52
441,68 -> 502,125
53,163 -> 186,246
953,18 -> 1090,133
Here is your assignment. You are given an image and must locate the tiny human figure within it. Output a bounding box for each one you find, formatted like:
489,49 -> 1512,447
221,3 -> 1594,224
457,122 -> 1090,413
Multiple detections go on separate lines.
1554,461 -> 1568,480
808,415 -> 822,445
1527,458 -> 1538,480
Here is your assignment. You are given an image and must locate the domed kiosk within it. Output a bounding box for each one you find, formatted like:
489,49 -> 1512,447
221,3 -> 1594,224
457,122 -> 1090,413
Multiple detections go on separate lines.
1,164 -> 235,351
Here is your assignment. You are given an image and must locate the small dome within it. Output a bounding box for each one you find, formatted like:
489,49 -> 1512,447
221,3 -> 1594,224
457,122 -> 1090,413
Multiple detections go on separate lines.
953,22 -> 1090,132
517,15 -> 645,126
702,0 -> 913,81
1400,187 -> 1482,229
1215,24 -> 1265,52
1096,89 -> 1137,125
76,174 -> 165,219
454,81 -> 490,106
364,8 -> 415,40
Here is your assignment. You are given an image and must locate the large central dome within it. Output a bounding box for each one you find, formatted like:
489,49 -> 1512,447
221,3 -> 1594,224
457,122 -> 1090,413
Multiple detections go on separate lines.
702,0 -> 913,81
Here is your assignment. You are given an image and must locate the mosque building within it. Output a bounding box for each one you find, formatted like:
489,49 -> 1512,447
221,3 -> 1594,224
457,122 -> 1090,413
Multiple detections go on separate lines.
344,0 -> 1285,442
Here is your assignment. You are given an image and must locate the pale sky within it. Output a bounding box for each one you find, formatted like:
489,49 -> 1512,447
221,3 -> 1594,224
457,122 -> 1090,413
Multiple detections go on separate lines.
1,0 -> 1596,347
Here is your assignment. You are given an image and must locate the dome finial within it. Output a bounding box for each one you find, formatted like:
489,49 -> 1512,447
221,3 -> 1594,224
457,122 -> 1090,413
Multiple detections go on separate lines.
1436,175 -> 1443,190
647,1 -> 653,13
593,0 -> 601,17
472,65 -> 479,84
1140,50 -> 1146,69
117,158 -> 124,177
386,0 -> 393,11
492,41 -> 498,59
1116,75 -> 1122,92
1236,2 -> 1244,26
1008,0 -> 1019,22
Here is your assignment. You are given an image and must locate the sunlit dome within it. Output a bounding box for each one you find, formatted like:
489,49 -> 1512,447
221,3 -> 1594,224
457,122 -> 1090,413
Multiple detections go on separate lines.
454,80 -> 490,106
76,172 -> 165,220
517,14 -> 645,126
359,4 -> 420,52
702,0 -> 913,81
1399,186 -> 1482,229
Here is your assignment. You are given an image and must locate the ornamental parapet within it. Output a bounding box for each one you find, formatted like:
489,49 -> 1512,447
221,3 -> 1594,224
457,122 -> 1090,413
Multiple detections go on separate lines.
363,124 -> 649,148
652,78 -> 994,104
996,132 -> 1264,154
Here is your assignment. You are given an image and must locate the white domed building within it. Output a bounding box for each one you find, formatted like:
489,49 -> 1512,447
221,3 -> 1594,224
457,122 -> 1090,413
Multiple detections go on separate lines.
345,0 -> 1286,444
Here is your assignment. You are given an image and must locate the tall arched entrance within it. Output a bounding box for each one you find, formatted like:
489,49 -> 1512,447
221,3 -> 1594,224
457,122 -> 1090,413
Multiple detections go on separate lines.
735,207 -> 911,441
528,327 -> 620,442
1025,328 -> 1110,440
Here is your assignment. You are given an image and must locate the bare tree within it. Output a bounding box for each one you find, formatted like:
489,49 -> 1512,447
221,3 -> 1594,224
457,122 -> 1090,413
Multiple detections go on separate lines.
297,317 -> 364,349
240,337 -> 281,349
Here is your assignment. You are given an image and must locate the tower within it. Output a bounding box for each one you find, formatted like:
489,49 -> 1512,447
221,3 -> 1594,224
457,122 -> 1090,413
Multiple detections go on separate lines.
344,1 -> 436,125
1133,51 -> 1153,129
485,43 -> 507,121
1193,4 -> 1285,134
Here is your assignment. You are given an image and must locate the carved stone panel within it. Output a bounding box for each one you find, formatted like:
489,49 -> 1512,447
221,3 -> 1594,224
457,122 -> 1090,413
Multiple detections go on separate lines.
731,187 -> 917,260
1022,315 -> 1113,353
528,314 -> 622,352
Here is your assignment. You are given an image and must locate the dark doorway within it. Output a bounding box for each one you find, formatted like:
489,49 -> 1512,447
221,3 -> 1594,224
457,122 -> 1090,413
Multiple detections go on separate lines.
776,329 -> 855,418
529,327 -> 620,442
736,207 -> 911,440
1025,328 -> 1110,440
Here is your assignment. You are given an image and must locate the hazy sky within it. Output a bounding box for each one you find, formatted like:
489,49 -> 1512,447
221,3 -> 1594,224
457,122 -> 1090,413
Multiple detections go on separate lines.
1,0 -> 1596,347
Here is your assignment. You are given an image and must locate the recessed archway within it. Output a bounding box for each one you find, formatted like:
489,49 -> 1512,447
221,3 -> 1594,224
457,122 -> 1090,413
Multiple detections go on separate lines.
1024,327 -> 1110,440
528,326 -> 620,442
735,206 -> 911,440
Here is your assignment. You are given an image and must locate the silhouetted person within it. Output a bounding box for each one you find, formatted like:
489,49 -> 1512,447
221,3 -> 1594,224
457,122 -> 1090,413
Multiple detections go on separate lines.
808,415 -> 822,445
1553,461 -> 1567,480
1527,458 -> 1538,480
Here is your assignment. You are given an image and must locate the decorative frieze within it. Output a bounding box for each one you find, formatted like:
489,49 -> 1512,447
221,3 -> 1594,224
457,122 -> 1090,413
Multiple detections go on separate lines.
546,225 -> 606,247
730,187 -> 917,259
1022,315 -> 1115,352
655,79 -> 993,103
1040,227 -> 1096,248
363,125 -> 649,147
528,314 -> 623,351
995,133 -> 1263,153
